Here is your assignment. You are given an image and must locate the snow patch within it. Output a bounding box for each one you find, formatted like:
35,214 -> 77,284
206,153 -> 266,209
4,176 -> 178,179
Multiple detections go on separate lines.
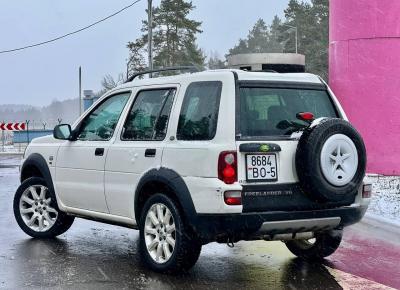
366,175 -> 400,224
325,266 -> 395,290
0,145 -> 24,154
0,145 -> 18,153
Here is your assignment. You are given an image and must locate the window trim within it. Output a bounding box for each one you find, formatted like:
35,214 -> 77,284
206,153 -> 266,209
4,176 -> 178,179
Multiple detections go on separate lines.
176,81 -> 223,141
74,91 -> 132,142
235,82 -> 341,141
120,87 -> 177,142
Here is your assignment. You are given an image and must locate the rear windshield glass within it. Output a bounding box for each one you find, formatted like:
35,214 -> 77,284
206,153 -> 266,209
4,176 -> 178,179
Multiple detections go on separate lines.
239,87 -> 338,137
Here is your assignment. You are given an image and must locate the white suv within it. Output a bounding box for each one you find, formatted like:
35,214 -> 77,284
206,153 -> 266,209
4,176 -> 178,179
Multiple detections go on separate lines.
14,69 -> 371,273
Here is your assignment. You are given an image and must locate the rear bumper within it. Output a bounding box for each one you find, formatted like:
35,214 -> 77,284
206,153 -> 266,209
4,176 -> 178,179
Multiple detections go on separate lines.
194,204 -> 368,243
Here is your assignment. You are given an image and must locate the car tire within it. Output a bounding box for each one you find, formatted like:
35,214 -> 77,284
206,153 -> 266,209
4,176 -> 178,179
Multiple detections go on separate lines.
13,177 -> 74,238
139,193 -> 202,274
296,118 -> 366,202
285,230 -> 343,260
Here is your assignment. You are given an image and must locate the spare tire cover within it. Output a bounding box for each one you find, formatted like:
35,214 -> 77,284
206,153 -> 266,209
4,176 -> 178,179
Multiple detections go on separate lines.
295,118 -> 366,202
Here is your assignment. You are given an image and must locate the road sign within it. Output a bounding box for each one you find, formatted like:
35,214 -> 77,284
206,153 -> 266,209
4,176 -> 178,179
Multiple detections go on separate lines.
0,122 -> 26,131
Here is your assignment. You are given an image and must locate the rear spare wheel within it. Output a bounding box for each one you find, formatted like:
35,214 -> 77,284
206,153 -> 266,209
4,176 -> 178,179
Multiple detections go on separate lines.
296,118 -> 366,202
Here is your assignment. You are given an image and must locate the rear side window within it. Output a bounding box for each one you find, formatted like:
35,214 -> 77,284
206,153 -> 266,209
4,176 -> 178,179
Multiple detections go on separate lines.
122,88 -> 176,141
177,81 -> 222,140
239,87 -> 338,137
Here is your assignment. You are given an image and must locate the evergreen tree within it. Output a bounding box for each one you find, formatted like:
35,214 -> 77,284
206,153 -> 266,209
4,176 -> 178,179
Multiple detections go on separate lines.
309,0 -> 329,79
228,18 -> 284,55
269,15 -> 284,53
227,1 -> 329,79
228,39 -> 248,55
127,0 -> 204,75
127,39 -> 147,73
282,0 -> 329,79
247,19 -> 270,53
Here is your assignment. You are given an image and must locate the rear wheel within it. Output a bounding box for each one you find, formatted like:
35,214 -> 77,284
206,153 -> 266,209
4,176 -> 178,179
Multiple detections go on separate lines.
139,194 -> 201,273
285,230 -> 343,260
13,177 -> 74,238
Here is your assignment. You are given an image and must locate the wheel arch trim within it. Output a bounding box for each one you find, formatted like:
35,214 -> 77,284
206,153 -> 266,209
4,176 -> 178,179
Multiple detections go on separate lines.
20,153 -> 55,194
134,168 -> 197,224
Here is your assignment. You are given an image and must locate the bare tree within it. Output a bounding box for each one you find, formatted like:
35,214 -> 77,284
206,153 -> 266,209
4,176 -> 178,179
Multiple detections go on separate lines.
95,73 -> 126,97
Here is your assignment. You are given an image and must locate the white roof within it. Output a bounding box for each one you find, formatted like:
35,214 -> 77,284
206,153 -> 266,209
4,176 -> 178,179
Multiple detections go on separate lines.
114,69 -> 322,91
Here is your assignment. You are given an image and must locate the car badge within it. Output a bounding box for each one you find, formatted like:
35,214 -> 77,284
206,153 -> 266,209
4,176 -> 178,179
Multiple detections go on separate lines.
259,144 -> 270,152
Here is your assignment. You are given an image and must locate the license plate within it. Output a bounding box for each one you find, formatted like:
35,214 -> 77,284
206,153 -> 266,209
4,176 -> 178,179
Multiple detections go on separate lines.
246,154 -> 278,181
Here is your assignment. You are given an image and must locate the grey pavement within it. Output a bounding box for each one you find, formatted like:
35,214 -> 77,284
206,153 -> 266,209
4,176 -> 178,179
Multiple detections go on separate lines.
1,156 -> 399,290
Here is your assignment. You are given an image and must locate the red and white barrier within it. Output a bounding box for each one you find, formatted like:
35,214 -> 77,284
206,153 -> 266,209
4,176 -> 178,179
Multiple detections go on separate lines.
0,122 -> 26,131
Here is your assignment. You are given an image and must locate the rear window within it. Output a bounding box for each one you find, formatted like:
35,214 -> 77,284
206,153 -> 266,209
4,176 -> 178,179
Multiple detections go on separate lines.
239,87 -> 338,137
177,81 -> 222,140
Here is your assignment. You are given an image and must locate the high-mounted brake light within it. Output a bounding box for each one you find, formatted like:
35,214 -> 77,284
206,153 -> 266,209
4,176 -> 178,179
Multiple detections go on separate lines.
362,184 -> 372,198
296,112 -> 315,122
218,151 -> 237,184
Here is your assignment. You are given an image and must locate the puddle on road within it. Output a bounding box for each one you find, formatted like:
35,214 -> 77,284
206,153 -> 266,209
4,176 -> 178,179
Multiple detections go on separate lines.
0,156 -> 21,172
0,164 -> 19,169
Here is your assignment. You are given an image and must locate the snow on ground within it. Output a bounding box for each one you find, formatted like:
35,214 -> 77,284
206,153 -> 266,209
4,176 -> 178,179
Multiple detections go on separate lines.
0,145 -> 25,154
367,175 -> 400,225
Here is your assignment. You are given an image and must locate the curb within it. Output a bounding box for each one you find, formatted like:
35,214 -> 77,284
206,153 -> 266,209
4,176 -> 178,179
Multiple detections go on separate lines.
363,213 -> 400,233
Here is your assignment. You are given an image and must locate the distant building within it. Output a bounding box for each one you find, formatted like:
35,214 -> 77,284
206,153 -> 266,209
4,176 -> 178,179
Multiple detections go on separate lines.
83,90 -> 99,112
227,53 -> 305,73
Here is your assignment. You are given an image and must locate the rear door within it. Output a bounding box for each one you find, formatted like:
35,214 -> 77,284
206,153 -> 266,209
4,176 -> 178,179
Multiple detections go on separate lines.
236,82 -> 339,211
104,86 -> 177,219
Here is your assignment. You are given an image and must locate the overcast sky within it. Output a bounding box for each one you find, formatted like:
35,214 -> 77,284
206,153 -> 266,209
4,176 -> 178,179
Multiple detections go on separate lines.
0,0 -> 289,106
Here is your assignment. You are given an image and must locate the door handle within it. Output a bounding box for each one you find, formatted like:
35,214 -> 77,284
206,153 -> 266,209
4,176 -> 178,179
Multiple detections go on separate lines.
95,148 -> 105,156
145,148 -> 156,157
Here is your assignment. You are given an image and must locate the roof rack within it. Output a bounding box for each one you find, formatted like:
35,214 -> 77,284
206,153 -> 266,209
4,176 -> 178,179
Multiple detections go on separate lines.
126,66 -> 201,83
248,69 -> 279,73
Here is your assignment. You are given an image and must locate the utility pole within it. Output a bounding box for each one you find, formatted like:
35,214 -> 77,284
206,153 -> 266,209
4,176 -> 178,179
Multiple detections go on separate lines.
1,120 -> 4,152
148,0 -> 153,76
26,120 -> 30,144
79,66 -> 82,116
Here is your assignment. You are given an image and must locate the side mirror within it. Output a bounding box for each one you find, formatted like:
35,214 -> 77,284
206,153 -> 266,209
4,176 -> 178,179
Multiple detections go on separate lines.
53,124 -> 72,140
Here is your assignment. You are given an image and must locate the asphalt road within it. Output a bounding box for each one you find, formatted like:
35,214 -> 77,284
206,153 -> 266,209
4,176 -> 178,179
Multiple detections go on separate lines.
0,155 -> 399,290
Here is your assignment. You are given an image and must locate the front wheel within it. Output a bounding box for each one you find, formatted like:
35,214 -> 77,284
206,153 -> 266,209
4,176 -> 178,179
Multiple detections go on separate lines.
285,230 -> 343,260
13,177 -> 74,238
139,194 -> 202,273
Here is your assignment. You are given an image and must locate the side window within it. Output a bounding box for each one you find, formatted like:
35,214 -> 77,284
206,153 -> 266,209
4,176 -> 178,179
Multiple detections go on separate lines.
78,92 -> 130,141
122,89 -> 176,141
177,81 -> 222,140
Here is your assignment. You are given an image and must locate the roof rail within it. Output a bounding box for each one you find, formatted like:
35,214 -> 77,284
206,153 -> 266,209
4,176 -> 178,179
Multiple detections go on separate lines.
249,69 -> 279,73
126,66 -> 201,83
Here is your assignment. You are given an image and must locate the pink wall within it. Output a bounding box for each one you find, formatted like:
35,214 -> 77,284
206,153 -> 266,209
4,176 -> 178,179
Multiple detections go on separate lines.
329,0 -> 400,175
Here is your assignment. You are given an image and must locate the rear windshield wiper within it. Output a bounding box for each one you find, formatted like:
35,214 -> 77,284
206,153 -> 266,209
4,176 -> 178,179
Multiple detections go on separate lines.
276,120 -> 309,135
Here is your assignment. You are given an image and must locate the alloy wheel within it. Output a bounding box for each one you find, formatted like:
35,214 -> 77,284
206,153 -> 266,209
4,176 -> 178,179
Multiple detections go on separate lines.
144,203 -> 176,264
19,185 -> 58,232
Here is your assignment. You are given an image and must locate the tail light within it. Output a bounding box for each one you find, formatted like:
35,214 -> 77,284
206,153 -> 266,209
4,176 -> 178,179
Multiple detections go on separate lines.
362,184 -> 372,198
218,151 -> 237,184
224,191 -> 242,205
